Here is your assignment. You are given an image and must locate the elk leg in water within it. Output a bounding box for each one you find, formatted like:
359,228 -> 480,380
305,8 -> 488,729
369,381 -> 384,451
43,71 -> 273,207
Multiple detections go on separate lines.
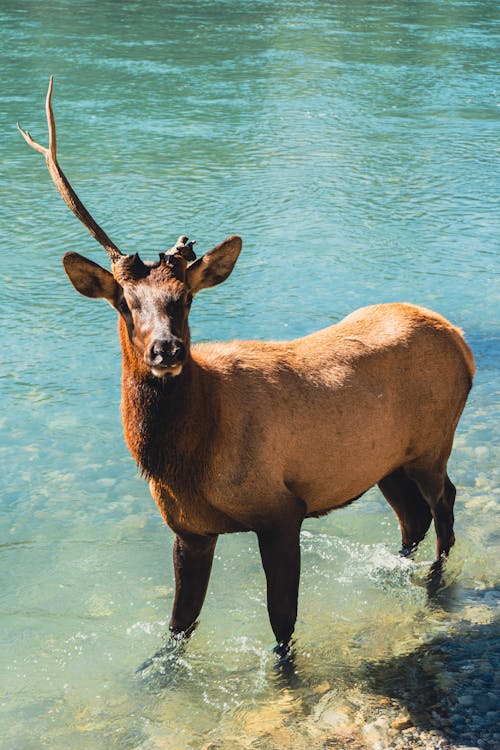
257,511 -> 303,652
431,473 -> 457,558
407,468 -> 457,559
169,532 -> 218,636
378,467 -> 433,556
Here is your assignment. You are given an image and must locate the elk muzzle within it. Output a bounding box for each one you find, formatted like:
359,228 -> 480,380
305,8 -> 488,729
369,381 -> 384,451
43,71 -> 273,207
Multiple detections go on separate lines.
145,338 -> 187,378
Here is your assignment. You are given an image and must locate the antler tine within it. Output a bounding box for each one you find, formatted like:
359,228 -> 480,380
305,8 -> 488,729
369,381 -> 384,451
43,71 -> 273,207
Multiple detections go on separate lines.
46,74 -> 56,160
17,76 -> 124,263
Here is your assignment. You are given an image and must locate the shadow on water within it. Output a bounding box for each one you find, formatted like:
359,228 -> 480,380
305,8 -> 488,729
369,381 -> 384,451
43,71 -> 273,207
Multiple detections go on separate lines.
270,640 -> 305,692
363,616 -> 500,750
401,544 -> 465,603
423,552 -> 467,600
129,582 -> 499,749
136,630 -> 305,694
134,634 -> 194,692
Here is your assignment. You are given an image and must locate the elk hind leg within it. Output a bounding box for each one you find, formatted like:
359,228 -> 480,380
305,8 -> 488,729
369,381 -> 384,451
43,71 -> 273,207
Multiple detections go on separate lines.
407,467 -> 456,560
378,467 -> 433,556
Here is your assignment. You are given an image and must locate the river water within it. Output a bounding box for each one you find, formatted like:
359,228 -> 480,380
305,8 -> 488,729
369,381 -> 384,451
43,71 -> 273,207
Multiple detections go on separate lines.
1,1 -> 498,748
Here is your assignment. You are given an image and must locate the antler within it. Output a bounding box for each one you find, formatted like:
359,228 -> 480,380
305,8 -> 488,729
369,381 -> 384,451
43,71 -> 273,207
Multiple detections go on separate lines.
162,235 -> 197,263
17,77 -> 124,263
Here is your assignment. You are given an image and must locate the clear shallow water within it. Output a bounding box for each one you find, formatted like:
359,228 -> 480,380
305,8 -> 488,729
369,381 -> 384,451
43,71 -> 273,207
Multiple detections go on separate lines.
1,1 -> 498,748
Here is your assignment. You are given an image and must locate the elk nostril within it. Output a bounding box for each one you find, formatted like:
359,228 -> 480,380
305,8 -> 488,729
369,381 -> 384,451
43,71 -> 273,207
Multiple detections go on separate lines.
148,340 -> 186,366
173,342 -> 186,362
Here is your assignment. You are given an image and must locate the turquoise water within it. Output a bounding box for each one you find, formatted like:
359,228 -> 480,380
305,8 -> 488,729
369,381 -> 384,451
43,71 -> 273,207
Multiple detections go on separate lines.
1,1 -> 498,748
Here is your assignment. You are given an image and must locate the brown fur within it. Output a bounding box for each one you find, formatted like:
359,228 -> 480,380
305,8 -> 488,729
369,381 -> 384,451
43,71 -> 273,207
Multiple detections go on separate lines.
119,301 -> 474,534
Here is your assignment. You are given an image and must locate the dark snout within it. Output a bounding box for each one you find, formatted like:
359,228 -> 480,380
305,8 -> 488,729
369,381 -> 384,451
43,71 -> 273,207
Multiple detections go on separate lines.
145,339 -> 186,377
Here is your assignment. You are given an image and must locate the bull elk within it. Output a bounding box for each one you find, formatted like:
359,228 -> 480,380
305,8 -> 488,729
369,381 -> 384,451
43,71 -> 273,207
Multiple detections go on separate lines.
19,78 -> 475,656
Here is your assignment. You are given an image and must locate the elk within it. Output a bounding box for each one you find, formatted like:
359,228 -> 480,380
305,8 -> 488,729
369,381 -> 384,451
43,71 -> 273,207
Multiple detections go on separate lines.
19,78 -> 475,656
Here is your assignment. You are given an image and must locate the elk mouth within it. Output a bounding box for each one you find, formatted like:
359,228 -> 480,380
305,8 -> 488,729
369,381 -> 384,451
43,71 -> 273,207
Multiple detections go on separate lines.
151,364 -> 184,378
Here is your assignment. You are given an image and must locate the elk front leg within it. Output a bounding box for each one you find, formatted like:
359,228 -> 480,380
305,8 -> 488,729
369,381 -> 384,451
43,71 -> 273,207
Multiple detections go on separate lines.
169,531 -> 218,636
257,514 -> 303,654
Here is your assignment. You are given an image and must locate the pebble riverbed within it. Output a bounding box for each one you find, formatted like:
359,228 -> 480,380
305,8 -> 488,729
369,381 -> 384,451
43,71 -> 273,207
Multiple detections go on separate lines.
199,596 -> 499,750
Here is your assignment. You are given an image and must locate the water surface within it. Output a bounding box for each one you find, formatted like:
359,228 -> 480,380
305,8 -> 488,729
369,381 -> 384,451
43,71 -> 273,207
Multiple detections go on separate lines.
1,1 -> 498,748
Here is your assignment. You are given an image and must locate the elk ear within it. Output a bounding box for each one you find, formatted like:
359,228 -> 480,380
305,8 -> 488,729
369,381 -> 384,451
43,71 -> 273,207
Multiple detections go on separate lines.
62,252 -> 121,304
186,235 -> 242,295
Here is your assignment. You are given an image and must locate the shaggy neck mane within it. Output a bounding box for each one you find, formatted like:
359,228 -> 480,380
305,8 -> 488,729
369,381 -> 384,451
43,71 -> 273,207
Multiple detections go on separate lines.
118,320 -> 216,485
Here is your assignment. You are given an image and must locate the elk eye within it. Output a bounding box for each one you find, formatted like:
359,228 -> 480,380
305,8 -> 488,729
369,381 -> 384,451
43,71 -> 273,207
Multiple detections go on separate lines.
119,298 -> 130,315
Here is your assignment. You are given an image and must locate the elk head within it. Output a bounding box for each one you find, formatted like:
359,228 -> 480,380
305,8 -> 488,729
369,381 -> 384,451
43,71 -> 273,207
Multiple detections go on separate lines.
18,77 -> 241,378
61,235 -> 241,378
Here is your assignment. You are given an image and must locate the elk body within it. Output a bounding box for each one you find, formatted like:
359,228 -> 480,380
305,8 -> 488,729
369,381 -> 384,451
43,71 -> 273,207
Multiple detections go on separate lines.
19,79 -> 475,653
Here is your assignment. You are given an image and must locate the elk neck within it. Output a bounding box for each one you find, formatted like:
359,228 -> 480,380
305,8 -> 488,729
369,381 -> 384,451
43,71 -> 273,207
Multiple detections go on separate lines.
118,317 -> 219,485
